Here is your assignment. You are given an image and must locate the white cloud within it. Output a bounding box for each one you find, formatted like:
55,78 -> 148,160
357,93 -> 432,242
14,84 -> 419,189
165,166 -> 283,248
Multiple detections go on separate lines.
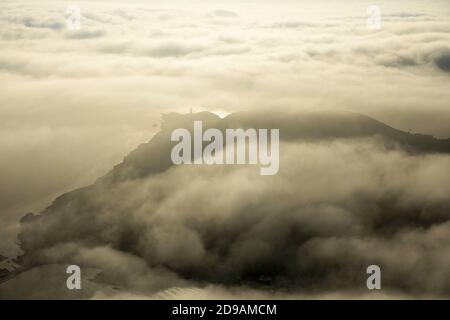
0,0 -> 449,277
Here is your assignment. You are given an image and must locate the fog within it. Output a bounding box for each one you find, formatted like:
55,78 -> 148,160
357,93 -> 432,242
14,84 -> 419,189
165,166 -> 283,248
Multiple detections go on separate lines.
0,0 -> 449,298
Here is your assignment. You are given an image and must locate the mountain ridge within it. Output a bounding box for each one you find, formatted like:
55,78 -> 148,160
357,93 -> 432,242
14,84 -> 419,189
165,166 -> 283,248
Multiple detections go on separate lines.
2,110 -> 450,291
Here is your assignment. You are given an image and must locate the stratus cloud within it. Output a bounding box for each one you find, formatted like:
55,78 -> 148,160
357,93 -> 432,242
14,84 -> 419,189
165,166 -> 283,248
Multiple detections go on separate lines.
3,110 -> 447,299
64,29 -> 106,40
0,0 -> 450,283
432,48 -> 450,72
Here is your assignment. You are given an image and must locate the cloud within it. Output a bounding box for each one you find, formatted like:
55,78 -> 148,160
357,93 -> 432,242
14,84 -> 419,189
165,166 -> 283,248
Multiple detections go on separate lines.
208,10 -> 238,18
4,111 -> 448,299
140,41 -> 207,58
0,0 -> 450,299
64,29 -> 106,40
22,16 -> 65,31
432,48 -> 450,72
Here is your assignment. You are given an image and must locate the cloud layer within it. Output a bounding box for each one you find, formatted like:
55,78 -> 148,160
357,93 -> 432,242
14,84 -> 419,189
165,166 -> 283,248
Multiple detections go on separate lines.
2,111 -> 447,299
0,0 -> 450,298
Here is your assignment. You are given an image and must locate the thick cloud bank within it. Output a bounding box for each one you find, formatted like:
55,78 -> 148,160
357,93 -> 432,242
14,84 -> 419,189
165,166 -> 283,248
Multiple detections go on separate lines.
1,110 -> 449,299
1,0 -> 450,299
1,0 -> 450,259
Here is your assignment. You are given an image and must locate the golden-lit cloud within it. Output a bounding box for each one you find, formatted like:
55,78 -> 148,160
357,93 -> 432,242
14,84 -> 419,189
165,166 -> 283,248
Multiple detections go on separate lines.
0,0 -> 449,299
